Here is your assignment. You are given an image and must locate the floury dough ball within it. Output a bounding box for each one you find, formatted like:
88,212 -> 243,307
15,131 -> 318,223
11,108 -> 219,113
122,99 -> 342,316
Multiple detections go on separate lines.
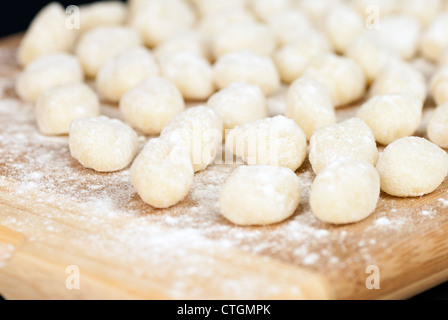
119,76 -> 185,135
309,118 -> 378,174
369,60 -> 427,102
79,1 -> 128,34
220,165 -> 301,226
159,52 -> 215,101
69,116 -> 139,172
376,137 -> 448,197
75,26 -> 142,78
36,83 -> 100,135
213,51 -> 280,96
16,53 -> 83,102
420,13 -> 448,62
154,30 -> 211,61
207,82 -> 267,131
430,67 -> 448,106
397,0 -> 441,26
358,93 -> 423,145
96,47 -> 160,103
310,158 -> 380,225
249,0 -> 291,21
427,103 -> 448,149
17,3 -> 76,67
129,0 -> 196,47
267,10 -> 312,46
195,0 -> 248,17
161,106 -> 223,173
323,3 -> 363,54
303,54 -> 365,107
225,116 -> 307,172
211,22 -> 277,59
274,30 -> 332,84
286,77 -> 335,140
131,138 -> 194,209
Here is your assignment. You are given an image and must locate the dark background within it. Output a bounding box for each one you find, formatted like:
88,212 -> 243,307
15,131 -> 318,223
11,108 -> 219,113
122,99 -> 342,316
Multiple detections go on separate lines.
0,0 -> 447,300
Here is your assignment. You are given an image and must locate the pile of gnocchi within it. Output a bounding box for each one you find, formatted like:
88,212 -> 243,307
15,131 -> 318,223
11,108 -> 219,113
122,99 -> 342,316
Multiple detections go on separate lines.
15,0 -> 448,226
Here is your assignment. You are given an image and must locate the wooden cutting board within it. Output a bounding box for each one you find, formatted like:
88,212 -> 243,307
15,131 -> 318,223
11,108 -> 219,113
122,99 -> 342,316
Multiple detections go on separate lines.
1,34 -> 448,300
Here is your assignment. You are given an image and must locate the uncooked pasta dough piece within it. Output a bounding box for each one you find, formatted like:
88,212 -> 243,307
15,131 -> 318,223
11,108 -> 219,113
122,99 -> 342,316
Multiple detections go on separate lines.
129,0 -> 196,47
398,0 -> 441,26
370,60 -> 427,101
119,76 -> 185,135
376,137 -> 448,197
17,3 -> 76,67
131,138 -> 194,208
96,47 -> 160,103
195,0 -> 248,17
358,93 -> 423,146
420,13 -> 448,62
430,67 -> 448,106
198,8 -> 256,42
160,106 -> 223,172
309,118 -> 378,174
296,0 -> 343,26
286,77 -> 335,140
69,116 -> 138,172
428,103 -> 448,148
211,22 -> 277,59
36,83 -> 100,135
323,3 -> 363,53
16,53 -> 83,102
213,51 -> 280,96
371,16 -> 422,60
346,33 -> 400,84
310,158 -> 380,225
207,82 -> 267,130
274,30 -> 331,84
267,10 -> 312,46
225,116 -> 307,171
76,26 -> 142,78
249,0 -> 291,21
79,1 -> 128,34
159,52 -> 215,101
220,165 -> 301,226
351,0 -> 397,18
303,54 -> 365,107
154,30 -> 211,61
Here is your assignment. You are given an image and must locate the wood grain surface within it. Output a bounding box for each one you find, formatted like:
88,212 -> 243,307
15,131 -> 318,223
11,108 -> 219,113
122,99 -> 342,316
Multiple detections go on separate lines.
0,34 -> 447,300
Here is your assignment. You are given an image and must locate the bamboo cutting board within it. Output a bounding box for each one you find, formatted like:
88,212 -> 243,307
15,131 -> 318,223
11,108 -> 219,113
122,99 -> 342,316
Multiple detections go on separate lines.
1,34 -> 448,300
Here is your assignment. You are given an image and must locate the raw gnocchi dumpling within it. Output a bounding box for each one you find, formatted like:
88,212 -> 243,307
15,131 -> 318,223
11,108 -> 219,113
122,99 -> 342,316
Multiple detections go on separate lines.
286,77 -> 335,140
119,76 -> 185,135
69,116 -> 139,172
131,138 -> 194,208
211,22 -> 277,59
351,0 -> 397,18
398,0 -> 441,26
267,10 -> 312,46
17,3 -> 76,67
159,52 -> 215,101
161,106 -> 223,172
213,51 -> 280,96
96,47 -> 160,103
249,0 -> 291,21
36,83 -> 100,135
220,165 -> 301,226
16,53 -> 84,102
420,13 -> 448,62
154,30 -> 211,61
430,67 -> 448,106
303,54 -> 366,107
323,3 -> 363,54
79,1 -> 128,34
76,26 -> 142,78
274,30 -> 331,84
129,0 -> 196,47
310,158 -> 380,225
427,103 -> 448,149
195,0 -> 248,17
376,137 -> 448,197
370,60 -> 427,102
358,93 -> 423,146
309,118 -> 378,174
207,82 -> 267,130
225,116 -> 307,172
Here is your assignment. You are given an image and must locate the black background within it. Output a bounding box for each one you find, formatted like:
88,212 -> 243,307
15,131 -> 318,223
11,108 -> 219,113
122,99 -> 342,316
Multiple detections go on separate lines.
0,0 -> 447,300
